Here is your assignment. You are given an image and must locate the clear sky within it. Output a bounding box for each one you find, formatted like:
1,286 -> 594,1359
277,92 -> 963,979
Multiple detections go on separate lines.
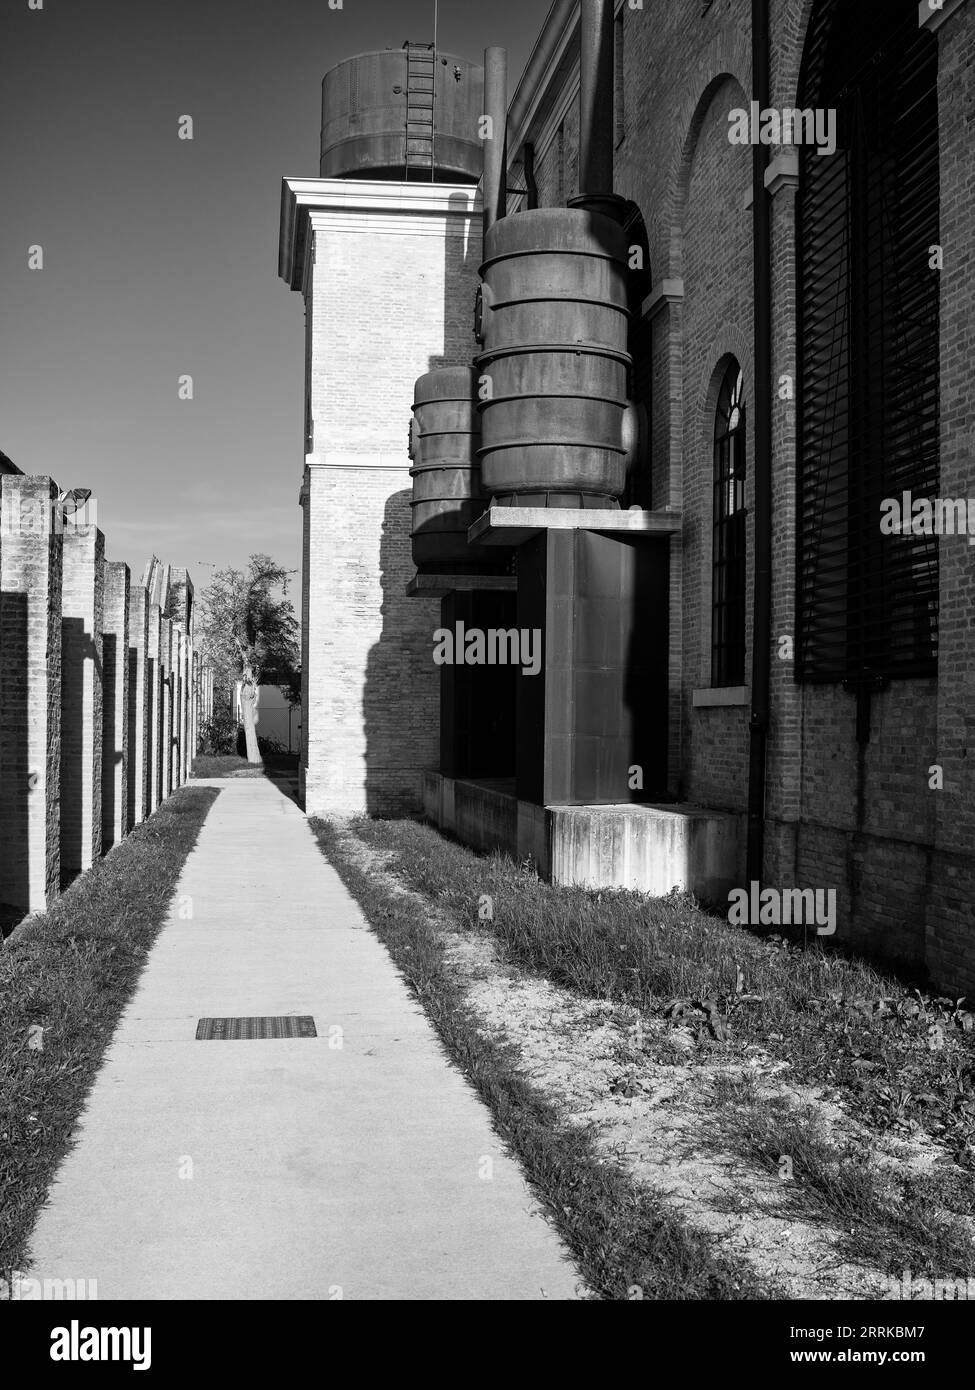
0,0 -> 552,588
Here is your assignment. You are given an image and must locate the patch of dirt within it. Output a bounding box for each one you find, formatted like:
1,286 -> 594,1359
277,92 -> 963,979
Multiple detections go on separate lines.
334,827 -> 970,1300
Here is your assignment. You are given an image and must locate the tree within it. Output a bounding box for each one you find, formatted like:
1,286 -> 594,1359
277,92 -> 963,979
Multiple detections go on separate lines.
198,554 -> 300,764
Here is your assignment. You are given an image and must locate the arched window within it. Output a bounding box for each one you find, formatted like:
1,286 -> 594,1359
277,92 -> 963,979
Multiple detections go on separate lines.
711,360 -> 746,687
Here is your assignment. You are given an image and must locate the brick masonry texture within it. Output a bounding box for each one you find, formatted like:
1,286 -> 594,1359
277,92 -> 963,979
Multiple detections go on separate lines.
503,0 -> 975,989
0,476 -> 63,910
147,603 -> 162,811
0,475 -> 212,915
279,5 -> 972,988
60,521 -> 104,884
159,617 -> 173,802
127,584 -> 150,828
299,190 -> 481,817
101,560 -> 130,851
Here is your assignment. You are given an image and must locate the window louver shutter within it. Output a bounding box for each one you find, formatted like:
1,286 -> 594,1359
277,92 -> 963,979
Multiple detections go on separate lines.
796,1 -> 940,683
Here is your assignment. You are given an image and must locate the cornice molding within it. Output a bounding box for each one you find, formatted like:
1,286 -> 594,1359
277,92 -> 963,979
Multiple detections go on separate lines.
279,178 -> 481,290
304,451 -> 412,472
642,278 -> 685,320
507,0 -> 578,157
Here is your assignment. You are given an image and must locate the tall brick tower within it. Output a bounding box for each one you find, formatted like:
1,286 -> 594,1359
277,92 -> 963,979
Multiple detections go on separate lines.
279,44 -> 484,817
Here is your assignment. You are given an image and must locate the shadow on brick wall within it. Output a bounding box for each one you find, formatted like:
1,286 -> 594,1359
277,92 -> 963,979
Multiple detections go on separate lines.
126,646 -> 140,828
60,617 -> 101,889
102,631 -> 121,850
360,189 -> 484,819
363,490 -> 437,818
425,189 -> 480,372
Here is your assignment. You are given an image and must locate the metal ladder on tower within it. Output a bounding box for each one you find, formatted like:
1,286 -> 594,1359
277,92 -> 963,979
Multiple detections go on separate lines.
404,41 -> 436,180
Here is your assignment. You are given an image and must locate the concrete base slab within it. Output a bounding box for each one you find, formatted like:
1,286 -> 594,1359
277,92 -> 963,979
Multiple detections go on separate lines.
424,772 -> 740,903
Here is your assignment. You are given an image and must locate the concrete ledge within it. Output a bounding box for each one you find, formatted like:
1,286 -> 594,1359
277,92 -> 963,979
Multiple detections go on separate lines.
423,773 -> 739,903
406,573 -> 517,597
641,278 -> 685,320
692,686 -> 749,708
468,506 -> 682,548
423,772 -> 516,855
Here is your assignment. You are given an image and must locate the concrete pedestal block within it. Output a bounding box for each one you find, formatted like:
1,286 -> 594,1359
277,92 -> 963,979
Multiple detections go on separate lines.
517,529 -> 671,807
548,803 -> 740,904
424,772 -> 739,904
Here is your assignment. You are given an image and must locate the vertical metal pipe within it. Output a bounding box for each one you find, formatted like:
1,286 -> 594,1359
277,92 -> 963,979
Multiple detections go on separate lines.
579,0 -> 614,196
746,0 -> 773,889
523,141 -> 539,209
483,46 -> 508,237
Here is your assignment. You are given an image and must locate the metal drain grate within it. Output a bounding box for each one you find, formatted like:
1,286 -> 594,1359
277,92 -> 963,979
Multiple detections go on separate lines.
195,1016 -> 317,1040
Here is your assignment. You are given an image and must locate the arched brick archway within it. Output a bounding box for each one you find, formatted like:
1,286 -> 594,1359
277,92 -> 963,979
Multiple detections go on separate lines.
773,0 -> 820,108
667,71 -> 750,279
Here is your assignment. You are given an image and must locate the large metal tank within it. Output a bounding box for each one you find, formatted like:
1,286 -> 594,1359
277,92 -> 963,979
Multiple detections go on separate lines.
320,49 -> 483,182
409,367 -> 505,574
474,207 -> 632,507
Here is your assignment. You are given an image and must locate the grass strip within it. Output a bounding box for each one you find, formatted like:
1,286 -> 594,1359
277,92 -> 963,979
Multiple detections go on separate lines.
0,785 -> 219,1272
310,816 -> 779,1301
348,818 -> 975,1164
707,1074 -> 975,1278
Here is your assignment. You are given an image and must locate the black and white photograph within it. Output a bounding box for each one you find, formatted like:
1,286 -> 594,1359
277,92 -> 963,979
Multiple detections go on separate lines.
0,0 -> 973,1359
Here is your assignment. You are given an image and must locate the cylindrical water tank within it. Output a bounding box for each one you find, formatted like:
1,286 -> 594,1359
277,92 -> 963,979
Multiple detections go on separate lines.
474,207 -> 632,507
321,50 -> 483,182
410,367 -> 504,574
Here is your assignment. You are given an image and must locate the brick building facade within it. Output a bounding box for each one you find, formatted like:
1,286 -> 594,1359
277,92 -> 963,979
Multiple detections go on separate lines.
281,1 -> 974,991
501,0 -> 974,989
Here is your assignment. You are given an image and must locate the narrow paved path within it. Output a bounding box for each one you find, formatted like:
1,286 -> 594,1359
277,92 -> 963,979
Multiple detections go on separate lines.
27,777 -> 581,1300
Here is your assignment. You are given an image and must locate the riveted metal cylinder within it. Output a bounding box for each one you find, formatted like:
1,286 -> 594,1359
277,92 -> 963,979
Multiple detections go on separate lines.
475,207 -> 632,507
320,50 -> 483,182
410,367 -> 504,573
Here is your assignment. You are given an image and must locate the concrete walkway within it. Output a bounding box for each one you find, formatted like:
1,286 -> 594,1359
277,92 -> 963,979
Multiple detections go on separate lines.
26,777 -> 582,1300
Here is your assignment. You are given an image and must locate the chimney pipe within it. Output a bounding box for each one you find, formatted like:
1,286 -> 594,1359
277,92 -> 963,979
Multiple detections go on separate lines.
579,0 -> 613,195
483,46 -> 508,238
572,0 -> 626,222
